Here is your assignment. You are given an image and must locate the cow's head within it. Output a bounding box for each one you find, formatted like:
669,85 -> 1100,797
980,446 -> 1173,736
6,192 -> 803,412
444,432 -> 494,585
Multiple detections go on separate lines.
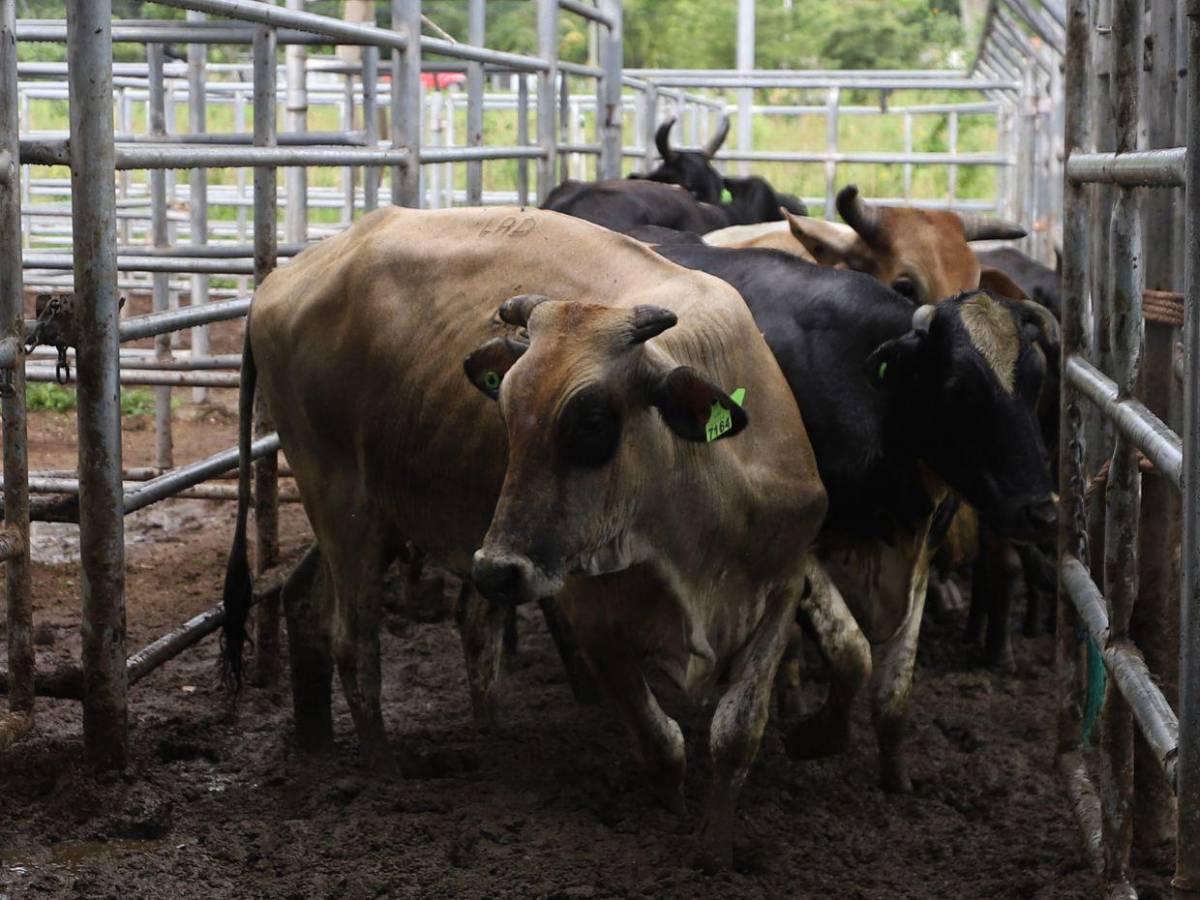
784,186 -> 1027,304
636,116 -> 730,205
866,290 -> 1059,543
466,294 -> 747,604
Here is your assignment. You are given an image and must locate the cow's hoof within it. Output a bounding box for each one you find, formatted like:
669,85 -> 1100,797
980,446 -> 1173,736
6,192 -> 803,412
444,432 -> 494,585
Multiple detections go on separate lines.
470,702 -> 499,733
693,828 -> 733,874
785,709 -> 850,760
775,684 -> 804,719
649,779 -> 687,817
880,757 -> 912,794
983,645 -> 1017,675
565,663 -> 602,706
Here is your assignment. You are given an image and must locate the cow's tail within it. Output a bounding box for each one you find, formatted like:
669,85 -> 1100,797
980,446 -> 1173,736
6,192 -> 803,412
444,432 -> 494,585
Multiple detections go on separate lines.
221,319 -> 257,690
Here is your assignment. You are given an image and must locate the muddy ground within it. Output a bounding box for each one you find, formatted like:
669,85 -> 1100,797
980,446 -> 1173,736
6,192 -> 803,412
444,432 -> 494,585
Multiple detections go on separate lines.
0,380 -> 1176,899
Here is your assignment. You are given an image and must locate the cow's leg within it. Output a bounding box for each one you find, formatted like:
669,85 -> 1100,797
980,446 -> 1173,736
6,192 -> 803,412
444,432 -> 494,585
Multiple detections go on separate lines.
283,542 -> 333,753
587,648 -> 686,816
325,531 -> 392,769
976,529 -> 1020,672
698,589 -> 796,873
539,597 -> 600,704
786,559 -> 872,760
502,604 -> 519,658
454,580 -> 506,729
774,623 -> 804,718
870,542 -> 932,794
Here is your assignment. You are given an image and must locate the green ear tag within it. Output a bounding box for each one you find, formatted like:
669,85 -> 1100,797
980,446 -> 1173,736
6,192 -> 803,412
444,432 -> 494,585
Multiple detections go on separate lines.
705,400 -> 733,442
876,362 -> 888,382
720,187 -> 733,204
483,370 -> 501,390
729,387 -> 746,407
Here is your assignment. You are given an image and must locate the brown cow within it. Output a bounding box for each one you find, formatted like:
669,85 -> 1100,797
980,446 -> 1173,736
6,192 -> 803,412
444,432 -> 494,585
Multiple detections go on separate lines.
222,206 -> 833,869
783,185 -> 1027,304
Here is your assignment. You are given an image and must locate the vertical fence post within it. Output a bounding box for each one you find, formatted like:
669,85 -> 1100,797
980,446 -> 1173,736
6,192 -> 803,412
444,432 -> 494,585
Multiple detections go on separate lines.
517,73 -> 530,205
0,0 -> 33,751
286,0 -> 308,241
536,0 -> 558,201
235,89 -> 249,298
363,44 -> 380,212
466,0 -> 485,205
947,109 -> 958,209
67,0 -> 127,770
641,82 -> 658,170
187,10 -> 210,404
1175,5 -> 1200,893
902,112 -> 913,203
341,72 -> 355,225
736,0 -> 753,178
147,44 -> 173,471
1134,0 -> 1182,853
559,72 -> 571,183
1057,0 -> 1090,797
392,0 -> 421,207
823,87 -> 838,221
1102,0 -> 1144,882
251,18 -> 281,688
597,0 -> 623,180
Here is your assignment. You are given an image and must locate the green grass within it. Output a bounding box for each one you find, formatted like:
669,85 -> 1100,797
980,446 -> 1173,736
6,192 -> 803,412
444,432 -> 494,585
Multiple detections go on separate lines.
26,384 -> 180,417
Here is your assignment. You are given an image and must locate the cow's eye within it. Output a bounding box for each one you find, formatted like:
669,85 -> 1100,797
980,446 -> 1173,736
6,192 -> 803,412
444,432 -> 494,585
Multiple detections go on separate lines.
558,390 -> 620,469
941,375 -> 978,411
891,278 -> 919,302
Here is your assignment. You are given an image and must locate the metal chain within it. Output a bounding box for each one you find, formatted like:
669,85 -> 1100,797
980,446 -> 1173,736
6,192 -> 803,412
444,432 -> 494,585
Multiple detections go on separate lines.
1066,399 -> 1090,569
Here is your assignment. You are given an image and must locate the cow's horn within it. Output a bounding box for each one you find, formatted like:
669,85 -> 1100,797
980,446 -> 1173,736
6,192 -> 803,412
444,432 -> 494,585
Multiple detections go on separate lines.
629,305 -> 678,344
836,185 -> 881,243
498,293 -> 550,327
959,213 -> 1027,242
655,118 -> 677,162
703,115 -> 731,158
1018,298 -> 1060,346
912,303 -> 936,335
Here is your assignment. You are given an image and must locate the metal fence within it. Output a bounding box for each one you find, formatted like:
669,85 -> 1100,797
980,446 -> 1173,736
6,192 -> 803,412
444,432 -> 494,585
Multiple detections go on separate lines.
1033,0 -> 1200,893
0,0 -> 1089,844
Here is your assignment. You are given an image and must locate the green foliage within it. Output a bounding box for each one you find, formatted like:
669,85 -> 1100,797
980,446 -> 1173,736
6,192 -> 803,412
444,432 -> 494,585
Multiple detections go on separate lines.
120,388 -> 156,417
25,384 -> 176,418
26,382 -> 76,414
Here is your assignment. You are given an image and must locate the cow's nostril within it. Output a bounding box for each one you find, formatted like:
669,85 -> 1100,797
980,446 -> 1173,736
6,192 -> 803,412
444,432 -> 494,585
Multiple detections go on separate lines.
472,552 -> 521,604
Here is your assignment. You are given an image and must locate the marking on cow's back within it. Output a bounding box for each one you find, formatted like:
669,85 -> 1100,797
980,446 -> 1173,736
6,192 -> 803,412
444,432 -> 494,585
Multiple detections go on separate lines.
960,292 -> 1018,393
479,216 -> 537,238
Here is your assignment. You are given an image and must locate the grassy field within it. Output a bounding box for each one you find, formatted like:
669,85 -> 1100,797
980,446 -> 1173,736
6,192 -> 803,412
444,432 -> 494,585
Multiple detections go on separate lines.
20,73 -> 1001,241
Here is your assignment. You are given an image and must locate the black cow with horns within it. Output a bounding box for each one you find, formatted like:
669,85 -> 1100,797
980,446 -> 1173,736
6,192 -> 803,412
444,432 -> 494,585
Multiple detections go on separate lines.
633,116 -> 809,224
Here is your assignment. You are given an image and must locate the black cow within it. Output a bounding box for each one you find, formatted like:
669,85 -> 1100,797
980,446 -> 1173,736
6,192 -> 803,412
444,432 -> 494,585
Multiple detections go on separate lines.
975,246 -> 1062,318
634,117 -> 808,225
655,242 -> 1059,791
540,178 -> 728,233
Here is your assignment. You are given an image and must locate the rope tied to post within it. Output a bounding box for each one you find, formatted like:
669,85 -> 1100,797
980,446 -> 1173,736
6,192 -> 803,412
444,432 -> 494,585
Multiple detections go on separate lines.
1142,289 -> 1184,327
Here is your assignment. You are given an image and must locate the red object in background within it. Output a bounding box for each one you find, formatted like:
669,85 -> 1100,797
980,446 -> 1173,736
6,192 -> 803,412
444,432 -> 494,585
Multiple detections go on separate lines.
421,72 -> 466,90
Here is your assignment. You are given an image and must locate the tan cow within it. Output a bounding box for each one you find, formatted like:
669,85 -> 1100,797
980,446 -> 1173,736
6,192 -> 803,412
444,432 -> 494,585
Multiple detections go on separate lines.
702,220 -> 820,262
222,206 -> 834,869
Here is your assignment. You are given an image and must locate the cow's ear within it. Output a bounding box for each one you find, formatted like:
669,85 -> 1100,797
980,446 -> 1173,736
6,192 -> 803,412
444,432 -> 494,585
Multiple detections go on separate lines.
648,365 -> 747,443
464,336 -> 527,399
978,266 -> 1028,300
782,210 -> 860,267
864,332 -> 925,393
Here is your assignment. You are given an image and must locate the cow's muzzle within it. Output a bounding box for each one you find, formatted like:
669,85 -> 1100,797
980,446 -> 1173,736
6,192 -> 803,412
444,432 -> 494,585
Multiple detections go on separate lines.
993,494 -> 1057,544
472,549 -> 562,606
